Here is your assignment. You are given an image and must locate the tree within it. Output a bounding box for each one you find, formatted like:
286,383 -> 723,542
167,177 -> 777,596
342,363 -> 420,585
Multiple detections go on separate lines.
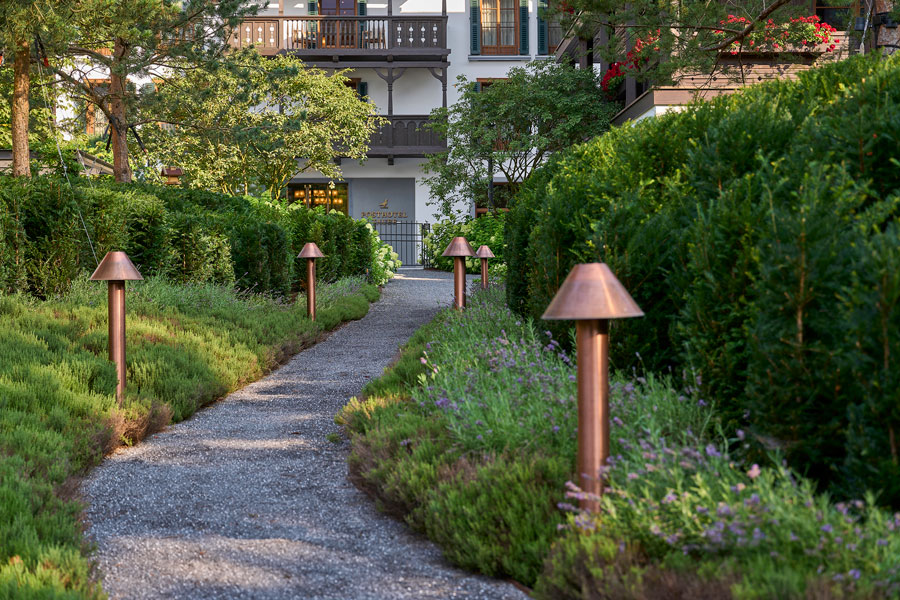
46,0 -> 257,182
0,0 -> 73,177
143,50 -> 381,198
423,59 -> 617,221
557,0 -> 854,87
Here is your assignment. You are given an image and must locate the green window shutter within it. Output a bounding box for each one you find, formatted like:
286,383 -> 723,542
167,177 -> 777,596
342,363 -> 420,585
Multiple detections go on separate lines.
358,0 -> 366,15
537,0 -> 548,54
470,0 -> 481,55
473,82 -> 482,92
519,0 -> 528,55
358,81 -> 368,99
309,0 -> 317,14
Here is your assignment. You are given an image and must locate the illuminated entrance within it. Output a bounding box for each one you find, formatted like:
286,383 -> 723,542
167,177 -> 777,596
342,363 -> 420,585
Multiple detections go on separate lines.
289,183 -> 349,215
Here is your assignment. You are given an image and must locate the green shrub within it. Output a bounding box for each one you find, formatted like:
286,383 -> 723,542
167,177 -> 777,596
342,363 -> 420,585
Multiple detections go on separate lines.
0,175 -> 396,298
423,213 -> 506,272
0,276 -> 378,597
343,286 -> 900,596
505,54 -> 900,502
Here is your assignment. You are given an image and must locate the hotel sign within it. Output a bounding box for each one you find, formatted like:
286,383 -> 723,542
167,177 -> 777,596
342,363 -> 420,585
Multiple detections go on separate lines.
361,199 -> 408,223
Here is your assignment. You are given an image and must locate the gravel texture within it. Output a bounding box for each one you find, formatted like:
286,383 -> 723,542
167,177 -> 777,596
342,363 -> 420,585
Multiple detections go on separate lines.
82,269 -> 528,600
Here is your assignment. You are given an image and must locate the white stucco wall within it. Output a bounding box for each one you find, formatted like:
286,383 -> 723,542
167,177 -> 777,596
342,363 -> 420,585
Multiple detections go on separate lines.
261,0 -> 551,223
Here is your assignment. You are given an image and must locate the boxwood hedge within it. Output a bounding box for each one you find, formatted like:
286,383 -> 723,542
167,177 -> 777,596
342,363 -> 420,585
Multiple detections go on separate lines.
506,54 -> 900,504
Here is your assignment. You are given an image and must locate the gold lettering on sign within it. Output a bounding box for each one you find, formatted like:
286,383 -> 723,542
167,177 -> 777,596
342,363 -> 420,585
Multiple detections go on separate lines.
361,209 -> 408,223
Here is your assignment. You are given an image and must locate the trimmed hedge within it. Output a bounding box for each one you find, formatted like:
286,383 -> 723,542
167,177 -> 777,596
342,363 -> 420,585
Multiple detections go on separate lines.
0,177 -> 400,298
506,54 -> 900,503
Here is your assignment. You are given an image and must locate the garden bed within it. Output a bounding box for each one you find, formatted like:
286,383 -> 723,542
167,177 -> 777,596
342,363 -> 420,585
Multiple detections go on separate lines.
340,284 -> 900,599
0,276 -> 379,597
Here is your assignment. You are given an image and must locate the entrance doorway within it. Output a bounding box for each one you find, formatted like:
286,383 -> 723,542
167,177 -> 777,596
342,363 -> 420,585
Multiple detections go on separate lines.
320,0 -> 357,48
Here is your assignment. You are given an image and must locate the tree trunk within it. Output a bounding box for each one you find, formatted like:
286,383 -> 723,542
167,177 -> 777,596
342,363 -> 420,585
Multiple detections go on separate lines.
109,39 -> 132,183
11,40 -> 31,178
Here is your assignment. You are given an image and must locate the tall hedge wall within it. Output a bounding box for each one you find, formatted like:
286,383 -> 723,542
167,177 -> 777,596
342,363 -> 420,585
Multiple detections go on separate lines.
506,54 -> 900,504
0,177 -> 398,298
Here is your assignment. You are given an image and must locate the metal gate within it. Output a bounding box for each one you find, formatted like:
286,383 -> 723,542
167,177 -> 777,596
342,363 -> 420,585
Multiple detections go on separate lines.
373,221 -> 431,267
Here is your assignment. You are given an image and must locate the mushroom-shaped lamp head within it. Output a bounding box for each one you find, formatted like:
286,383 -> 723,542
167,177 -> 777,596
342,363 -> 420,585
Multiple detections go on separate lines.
441,237 -> 475,257
298,242 -> 325,259
542,263 -> 643,321
475,245 -> 495,259
90,251 -> 144,281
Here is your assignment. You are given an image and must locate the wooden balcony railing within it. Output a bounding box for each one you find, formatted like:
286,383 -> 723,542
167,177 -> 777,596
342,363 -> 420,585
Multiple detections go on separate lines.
368,115 -> 446,157
229,16 -> 448,55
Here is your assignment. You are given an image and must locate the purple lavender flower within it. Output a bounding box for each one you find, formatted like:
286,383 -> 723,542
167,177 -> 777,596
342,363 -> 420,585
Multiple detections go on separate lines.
736,429 -> 745,441
705,444 -> 721,458
849,569 -> 861,580
821,524 -> 833,533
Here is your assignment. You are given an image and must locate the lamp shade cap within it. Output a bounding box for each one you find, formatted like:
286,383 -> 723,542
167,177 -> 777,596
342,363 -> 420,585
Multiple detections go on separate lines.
90,251 -> 143,281
475,245 -> 495,259
298,242 -> 325,259
542,263 -> 644,320
441,236 -> 476,257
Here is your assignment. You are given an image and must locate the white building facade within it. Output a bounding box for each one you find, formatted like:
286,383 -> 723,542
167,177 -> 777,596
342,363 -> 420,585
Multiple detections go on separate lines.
236,0 -> 559,254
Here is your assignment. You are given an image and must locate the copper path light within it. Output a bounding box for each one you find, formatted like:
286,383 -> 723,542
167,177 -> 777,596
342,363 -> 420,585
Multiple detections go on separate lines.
298,242 -> 325,321
542,263 -> 644,512
441,237 -> 475,309
90,251 -> 143,405
475,245 -> 494,290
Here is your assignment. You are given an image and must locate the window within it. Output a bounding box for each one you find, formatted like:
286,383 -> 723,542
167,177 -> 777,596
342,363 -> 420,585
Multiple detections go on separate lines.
815,1 -> 856,29
289,183 -> 349,215
537,0 -> 564,55
548,20 -> 563,53
480,0 -> 519,55
84,79 -> 110,136
476,77 -> 505,90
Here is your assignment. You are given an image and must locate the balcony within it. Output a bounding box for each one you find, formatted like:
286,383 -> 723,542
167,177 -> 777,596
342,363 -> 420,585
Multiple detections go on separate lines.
229,16 -> 450,66
368,115 -> 445,159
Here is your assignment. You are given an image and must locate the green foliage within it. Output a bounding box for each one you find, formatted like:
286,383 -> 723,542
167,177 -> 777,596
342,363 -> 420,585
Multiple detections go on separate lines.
555,0 -> 860,88
423,213 -> 506,272
0,275 -> 378,597
142,50 -> 381,197
342,286 -> 900,596
423,60 -> 617,221
0,175 -> 395,297
506,54 -> 900,502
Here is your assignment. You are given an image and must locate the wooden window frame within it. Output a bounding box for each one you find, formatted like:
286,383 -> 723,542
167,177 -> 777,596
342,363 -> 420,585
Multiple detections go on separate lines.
480,0 -> 519,55
814,0 -> 859,30
84,78 -> 111,136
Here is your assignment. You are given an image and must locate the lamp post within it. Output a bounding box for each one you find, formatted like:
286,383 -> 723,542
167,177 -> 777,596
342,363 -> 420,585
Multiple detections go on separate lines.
89,251 -> 143,405
542,263 -> 643,512
441,236 -> 475,309
298,242 -> 325,321
475,245 -> 494,290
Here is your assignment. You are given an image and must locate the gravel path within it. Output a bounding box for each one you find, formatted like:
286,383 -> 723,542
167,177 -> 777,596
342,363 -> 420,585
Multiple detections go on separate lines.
82,270 -> 528,600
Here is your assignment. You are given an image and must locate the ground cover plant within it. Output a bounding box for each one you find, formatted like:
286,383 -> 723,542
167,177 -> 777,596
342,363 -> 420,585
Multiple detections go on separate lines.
506,53 -> 900,505
0,175 -> 399,299
341,285 -> 900,598
0,275 -> 378,598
